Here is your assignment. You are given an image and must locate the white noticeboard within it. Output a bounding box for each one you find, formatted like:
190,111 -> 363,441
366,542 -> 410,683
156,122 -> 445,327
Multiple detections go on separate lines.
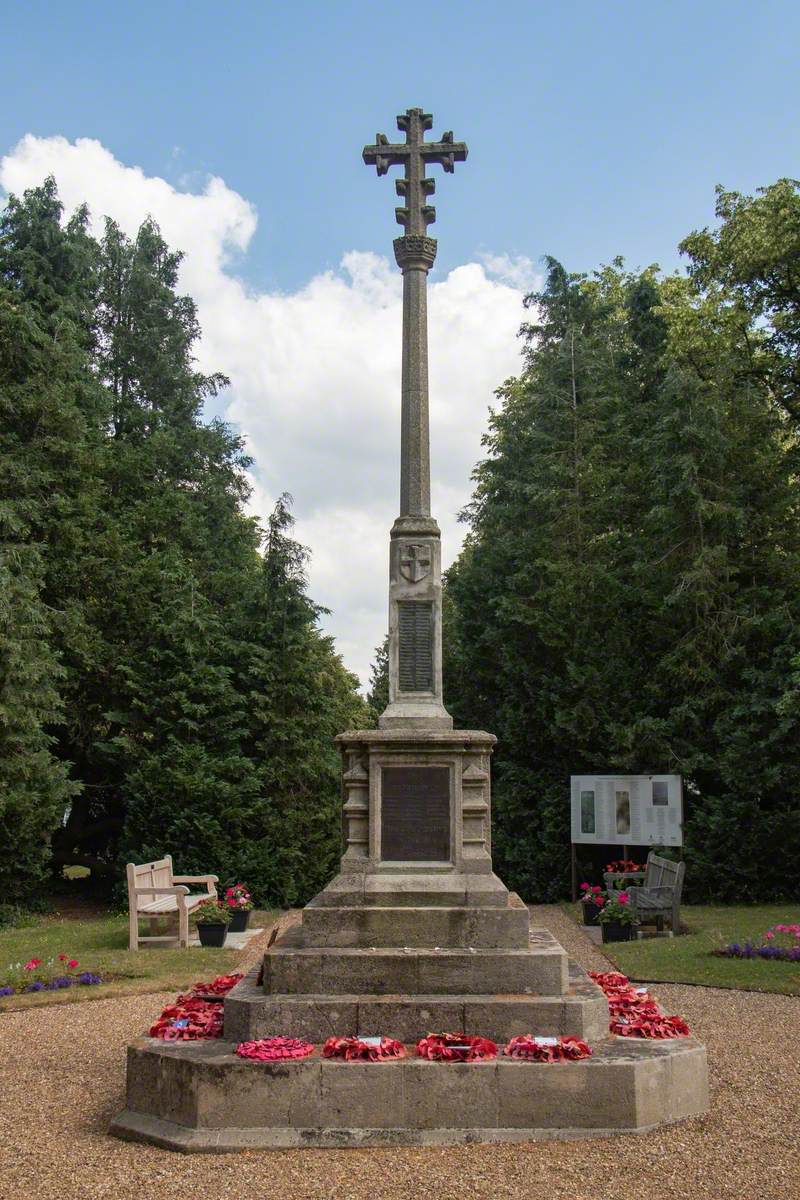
570,775 -> 683,848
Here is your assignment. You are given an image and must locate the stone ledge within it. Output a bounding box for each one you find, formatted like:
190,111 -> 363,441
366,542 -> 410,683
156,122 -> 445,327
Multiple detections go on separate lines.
112,1037 -> 709,1152
308,871 -> 512,908
223,990 -> 610,1044
299,899 -> 530,948
336,728 -> 497,746
262,941 -> 568,997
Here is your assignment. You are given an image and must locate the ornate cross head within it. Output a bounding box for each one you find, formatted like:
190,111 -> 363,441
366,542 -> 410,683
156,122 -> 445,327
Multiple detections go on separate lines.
363,107 -> 468,237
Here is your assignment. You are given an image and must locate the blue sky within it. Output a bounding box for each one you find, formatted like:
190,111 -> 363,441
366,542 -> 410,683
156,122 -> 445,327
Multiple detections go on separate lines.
5,0 -> 799,290
3,1 -> 799,682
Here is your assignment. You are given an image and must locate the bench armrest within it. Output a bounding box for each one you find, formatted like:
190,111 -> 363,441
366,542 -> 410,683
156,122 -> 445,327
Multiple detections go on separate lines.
173,874 -> 218,885
133,885 -> 190,896
627,885 -> 676,899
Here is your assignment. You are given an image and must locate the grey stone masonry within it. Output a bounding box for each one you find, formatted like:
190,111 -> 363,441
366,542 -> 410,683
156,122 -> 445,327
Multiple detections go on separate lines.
111,1035 -> 709,1152
223,959 -> 611,1045
335,728 -> 497,879
364,109 -> 466,729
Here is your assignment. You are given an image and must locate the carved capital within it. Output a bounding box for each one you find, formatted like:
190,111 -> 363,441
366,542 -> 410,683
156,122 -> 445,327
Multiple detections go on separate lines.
394,235 -> 437,270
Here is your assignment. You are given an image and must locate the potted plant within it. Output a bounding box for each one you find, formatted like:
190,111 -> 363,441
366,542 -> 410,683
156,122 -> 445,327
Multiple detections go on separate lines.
224,883 -> 254,932
597,891 -> 638,943
578,882 -> 605,926
194,899 -> 231,947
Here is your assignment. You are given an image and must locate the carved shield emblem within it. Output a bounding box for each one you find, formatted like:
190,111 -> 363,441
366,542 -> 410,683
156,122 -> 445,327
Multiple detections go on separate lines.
399,542 -> 432,584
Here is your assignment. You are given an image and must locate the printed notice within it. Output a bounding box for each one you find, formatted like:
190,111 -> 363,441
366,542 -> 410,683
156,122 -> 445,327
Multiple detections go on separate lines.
570,775 -> 683,847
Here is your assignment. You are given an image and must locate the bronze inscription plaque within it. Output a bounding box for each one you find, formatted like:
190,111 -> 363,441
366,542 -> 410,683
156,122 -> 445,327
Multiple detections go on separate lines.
380,766 -> 451,861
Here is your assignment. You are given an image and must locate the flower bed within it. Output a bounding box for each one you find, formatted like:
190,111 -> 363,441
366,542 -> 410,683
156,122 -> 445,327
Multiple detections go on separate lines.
0,954 -> 103,996
716,923 -> 800,963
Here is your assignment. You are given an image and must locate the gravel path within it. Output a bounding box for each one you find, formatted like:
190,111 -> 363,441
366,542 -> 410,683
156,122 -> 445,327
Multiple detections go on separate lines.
1,907 -> 798,1200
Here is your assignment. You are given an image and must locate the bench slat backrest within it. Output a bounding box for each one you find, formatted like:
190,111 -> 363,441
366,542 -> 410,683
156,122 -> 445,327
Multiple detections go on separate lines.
644,852 -> 684,899
127,855 -> 174,907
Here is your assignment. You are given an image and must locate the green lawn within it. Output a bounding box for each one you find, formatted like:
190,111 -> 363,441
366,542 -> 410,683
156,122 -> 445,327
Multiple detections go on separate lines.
563,902 -> 800,995
0,908 -> 277,1011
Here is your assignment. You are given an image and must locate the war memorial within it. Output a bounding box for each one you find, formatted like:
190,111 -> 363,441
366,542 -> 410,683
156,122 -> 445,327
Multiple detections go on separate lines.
110,108 -> 709,1151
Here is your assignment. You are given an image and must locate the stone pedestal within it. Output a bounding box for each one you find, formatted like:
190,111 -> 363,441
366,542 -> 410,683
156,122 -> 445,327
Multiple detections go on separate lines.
112,722 -> 710,1150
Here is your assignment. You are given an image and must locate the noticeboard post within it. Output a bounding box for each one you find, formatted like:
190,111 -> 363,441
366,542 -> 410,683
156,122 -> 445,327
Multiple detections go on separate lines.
569,775 -> 683,900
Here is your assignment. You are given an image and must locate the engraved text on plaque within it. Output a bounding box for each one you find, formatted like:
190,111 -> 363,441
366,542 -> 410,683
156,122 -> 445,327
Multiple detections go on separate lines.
398,601 -> 434,692
381,766 -> 450,861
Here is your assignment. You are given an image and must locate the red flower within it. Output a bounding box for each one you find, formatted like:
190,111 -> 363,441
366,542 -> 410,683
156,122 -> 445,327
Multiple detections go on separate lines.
24,959 -> 42,970
67,959 -> 79,968
58,954 -> 67,962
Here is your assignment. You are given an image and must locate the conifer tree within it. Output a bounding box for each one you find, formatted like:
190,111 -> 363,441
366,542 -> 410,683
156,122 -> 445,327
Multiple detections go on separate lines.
446,227 -> 800,901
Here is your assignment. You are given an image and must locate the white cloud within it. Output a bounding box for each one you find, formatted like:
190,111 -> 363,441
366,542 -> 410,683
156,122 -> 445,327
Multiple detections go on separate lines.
480,251 -> 542,293
1,134 -> 526,687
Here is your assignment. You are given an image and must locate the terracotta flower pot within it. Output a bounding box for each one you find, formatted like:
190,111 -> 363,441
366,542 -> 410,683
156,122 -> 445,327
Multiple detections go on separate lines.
197,923 -> 228,948
228,909 -> 251,933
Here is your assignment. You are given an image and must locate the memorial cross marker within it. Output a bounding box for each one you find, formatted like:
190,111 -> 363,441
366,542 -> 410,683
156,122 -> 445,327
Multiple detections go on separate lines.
363,107 -> 467,730
112,105 -> 709,1151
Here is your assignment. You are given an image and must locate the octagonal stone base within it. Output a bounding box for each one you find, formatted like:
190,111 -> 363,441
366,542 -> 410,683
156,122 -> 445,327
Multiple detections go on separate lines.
110,1034 -> 708,1152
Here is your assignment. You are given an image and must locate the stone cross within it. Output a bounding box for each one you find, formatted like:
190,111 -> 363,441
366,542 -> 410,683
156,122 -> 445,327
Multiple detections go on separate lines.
363,107 -> 466,730
364,108 -> 467,517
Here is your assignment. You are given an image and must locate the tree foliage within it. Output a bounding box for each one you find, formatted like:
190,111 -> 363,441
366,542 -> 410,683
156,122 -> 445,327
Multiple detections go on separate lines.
444,184 -> 800,902
1,180 -> 367,903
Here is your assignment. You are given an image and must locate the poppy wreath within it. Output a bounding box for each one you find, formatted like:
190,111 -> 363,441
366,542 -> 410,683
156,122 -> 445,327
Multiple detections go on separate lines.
503,1035 -> 592,1062
589,970 -> 691,1038
611,1014 -> 691,1039
607,992 -> 661,1021
589,970 -> 631,991
415,1033 -> 498,1062
186,972 -> 243,999
236,1037 -> 315,1061
149,999 -> 224,1041
322,1036 -> 406,1061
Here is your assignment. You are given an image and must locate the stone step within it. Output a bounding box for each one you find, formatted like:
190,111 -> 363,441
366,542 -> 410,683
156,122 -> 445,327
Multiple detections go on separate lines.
308,871 -> 512,909
300,899 -> 530,949
223,972 -> 609,1044
112,1034 -> 709,1151
262,935 -> 568,997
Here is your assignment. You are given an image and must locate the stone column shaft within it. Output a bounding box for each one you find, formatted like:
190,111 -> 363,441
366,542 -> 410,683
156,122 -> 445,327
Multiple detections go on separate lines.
400,263 -> 431,517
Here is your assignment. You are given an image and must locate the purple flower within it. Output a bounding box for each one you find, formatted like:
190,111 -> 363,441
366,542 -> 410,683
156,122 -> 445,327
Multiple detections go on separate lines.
25,981 -> 45,992
0,986 -> 13,997
77,972 -> 101,986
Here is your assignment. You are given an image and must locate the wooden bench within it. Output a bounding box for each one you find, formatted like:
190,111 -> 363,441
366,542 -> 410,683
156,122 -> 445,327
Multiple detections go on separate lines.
624,852 -> 685,934
126,855 -> 219,950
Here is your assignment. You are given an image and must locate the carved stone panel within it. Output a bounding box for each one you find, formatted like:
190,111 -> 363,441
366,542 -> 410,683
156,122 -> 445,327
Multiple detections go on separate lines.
399,542 -> 432,584
380,765 -> 450,861
397,601 -> 434,692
